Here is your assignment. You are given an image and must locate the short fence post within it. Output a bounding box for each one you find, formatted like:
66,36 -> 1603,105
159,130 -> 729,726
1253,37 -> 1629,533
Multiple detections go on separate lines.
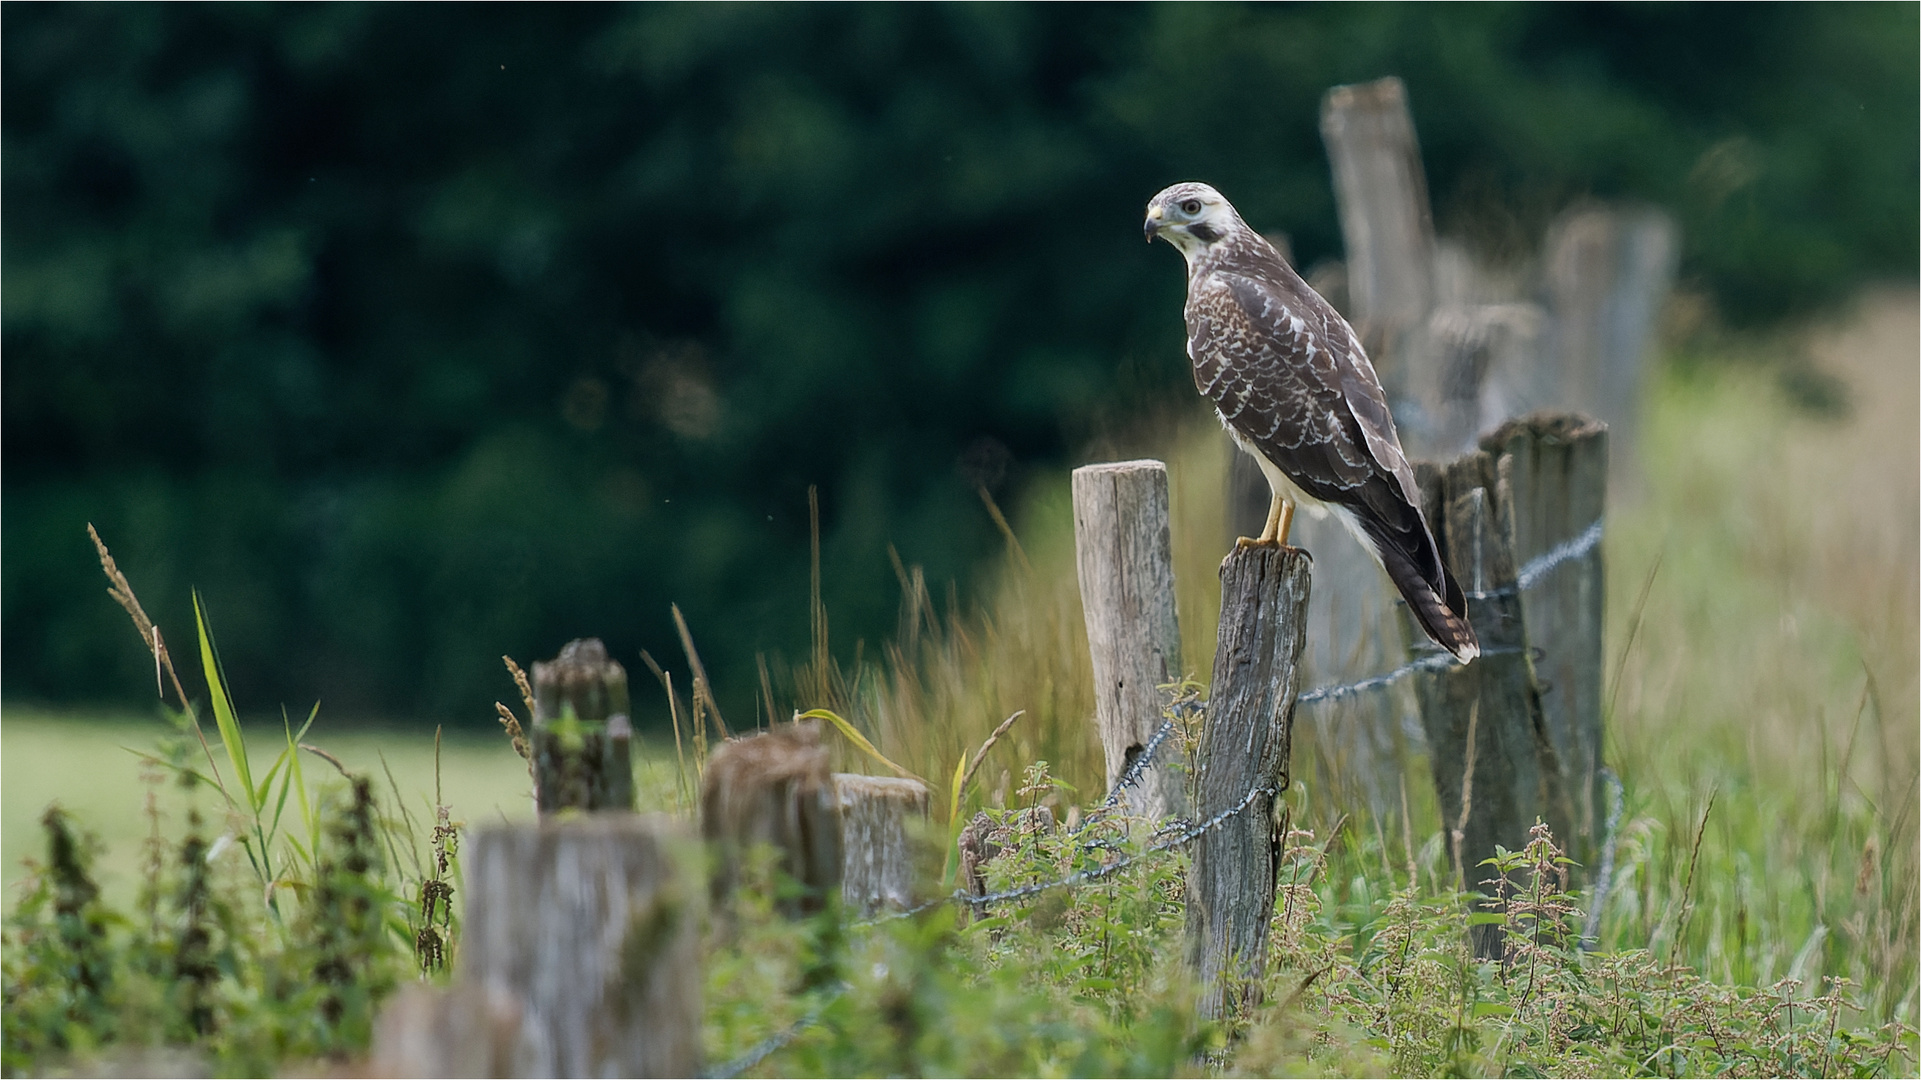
1482,413 -> 1608,865
1072,460 -> 1190,821
374,815 -> 702,1078
531,638 -> 635,814
700,721 -> 842,914
1407,451 -> 1575,958
834,773 -> 929,915
1185,545 -> 1311,1018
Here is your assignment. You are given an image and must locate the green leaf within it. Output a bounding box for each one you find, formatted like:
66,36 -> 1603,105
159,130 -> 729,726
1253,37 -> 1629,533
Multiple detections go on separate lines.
287,703 -> 319,869
194,591 -> 255,807
797,708 -> 925,783
1473,1001 -> 1516,1018
965,915 -> 1009,935
1468,912 -> 1508,926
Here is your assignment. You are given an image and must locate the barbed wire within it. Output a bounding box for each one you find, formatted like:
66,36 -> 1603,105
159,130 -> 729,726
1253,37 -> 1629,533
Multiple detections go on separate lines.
711,516 -> 1609,1075
1092,715 -> 1181,815
1465,517 -> 1605,600
704,983 -> 849,1079
1581,768 -> 1627,950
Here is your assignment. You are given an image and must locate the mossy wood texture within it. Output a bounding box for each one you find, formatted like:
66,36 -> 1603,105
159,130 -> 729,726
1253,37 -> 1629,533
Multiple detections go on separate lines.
1072,459 -> 1190,821
1185,545 -> 1310,1019
1408,449 -> 1577,958
530,638 -> 635,815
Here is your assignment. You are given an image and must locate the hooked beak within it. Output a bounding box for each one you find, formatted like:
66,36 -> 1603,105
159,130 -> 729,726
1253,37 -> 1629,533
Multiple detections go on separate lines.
1143,204 -> 1164,243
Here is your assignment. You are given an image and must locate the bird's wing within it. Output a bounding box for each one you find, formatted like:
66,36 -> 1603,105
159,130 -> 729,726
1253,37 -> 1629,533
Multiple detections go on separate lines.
1187,270 -> 1415,519
1188,267 -> 1478,660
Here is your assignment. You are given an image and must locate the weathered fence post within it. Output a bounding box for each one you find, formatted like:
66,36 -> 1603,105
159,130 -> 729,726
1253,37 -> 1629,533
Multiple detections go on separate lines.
835,773 -> 929,914
1542,205 -> 1677,490
700,721 -> 842,914
1072,460 -> 1190,820
374,816 -> 702,1077
1407,450 -> 1576,957
1186,545 -> 1311,1018
1297,76 -> 1446,821
531,638 -> 634,814
1482,413 -> 1608,864
1321,76 -> 1438,445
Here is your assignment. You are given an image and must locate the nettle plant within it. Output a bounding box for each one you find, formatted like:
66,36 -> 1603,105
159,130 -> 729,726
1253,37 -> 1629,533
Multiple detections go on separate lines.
1,531 -> 452,1075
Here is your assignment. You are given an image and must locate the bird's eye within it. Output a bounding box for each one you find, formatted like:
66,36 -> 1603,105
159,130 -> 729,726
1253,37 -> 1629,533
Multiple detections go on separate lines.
1181,199 -> 1202,216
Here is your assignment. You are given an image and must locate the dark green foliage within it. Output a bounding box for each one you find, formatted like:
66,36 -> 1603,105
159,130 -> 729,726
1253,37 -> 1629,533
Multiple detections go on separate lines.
1,808 -> 120,1071
4,5 -> 1915,722
1,774 -> 424,1077
299,776 -> 397,1052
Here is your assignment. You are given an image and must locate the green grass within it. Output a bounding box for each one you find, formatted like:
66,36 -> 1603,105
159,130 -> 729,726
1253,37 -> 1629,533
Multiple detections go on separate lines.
0,713 -> 537,915
4,290 -> 1916,1075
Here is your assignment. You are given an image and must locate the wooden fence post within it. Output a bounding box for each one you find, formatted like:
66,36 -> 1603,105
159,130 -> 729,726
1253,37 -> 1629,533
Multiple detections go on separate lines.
1072,460 -> 1190,821
531,639 -> 634,814
1314,77 -> 1453,822
835,773 -> 929,914
1482,413 -> 1608,864
1542,205 -> 1677,491
1407,451 -> 1575,958
1186,546 -> 1311,1018
700,721 -> 842,914
372,816 -> 702,1078
1321,76 -> 1438,449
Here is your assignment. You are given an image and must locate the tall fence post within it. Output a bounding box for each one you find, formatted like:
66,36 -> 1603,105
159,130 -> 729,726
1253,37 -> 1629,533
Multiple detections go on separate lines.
1407,451 -> 1575,958
1072,460 -> 1190,821
531,638 -> 635,814
1482,413 -> 1608,864
1186,545 -> 1311,1018
1321,76 -> 1437,437
1293,76 -> 1446,823
1542,206 -> 1677,491
375,816 -> 702,1077
835,773 -> 929,915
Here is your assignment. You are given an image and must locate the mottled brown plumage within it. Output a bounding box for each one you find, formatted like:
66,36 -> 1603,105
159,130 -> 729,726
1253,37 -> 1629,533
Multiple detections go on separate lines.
1145,181 -> 1478,661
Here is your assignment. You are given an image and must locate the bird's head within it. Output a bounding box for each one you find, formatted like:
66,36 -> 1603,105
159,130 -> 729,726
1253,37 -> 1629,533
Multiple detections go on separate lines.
1144,182 -> 1242,261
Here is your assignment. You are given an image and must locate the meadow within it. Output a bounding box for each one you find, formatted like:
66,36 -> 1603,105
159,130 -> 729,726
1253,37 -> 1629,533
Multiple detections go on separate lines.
3,288 -> 1915,1076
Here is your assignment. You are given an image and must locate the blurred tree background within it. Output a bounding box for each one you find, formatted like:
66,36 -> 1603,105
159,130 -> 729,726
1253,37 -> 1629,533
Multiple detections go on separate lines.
4,3 -> 1914,727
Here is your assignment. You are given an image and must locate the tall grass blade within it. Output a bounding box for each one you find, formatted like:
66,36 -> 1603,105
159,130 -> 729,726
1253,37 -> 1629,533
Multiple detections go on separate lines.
193,591 -> 255,808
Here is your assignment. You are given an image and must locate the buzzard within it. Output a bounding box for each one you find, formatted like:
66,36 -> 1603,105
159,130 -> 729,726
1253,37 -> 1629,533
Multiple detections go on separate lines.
1145,182 -> 1478,662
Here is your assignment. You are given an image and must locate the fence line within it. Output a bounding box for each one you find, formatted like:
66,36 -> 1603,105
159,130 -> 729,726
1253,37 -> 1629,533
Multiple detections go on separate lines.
1580,768 -> 1627,949
1465,516 -> 1604,600
719,524 -> 1605,1073
705,984 -> 848,1080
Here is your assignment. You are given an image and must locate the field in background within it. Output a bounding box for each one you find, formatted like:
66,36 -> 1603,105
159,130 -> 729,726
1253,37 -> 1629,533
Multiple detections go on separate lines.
5,289 -> 1916,1023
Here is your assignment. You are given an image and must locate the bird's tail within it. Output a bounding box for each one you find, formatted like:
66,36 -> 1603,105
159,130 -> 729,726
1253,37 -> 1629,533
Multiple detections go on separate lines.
1367,523 -> 1480,663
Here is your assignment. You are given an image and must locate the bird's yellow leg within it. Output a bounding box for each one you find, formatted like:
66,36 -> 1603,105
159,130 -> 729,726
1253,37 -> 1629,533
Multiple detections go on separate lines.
1236,493 -> 1295,549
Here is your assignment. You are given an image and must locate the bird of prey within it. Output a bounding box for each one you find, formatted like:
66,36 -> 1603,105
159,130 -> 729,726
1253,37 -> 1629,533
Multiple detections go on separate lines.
1144,181 -> 1479,662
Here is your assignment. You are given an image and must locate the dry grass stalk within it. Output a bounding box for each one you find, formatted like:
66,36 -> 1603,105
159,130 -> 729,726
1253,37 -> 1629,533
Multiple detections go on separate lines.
502,655 -> 537,724
639,649 -> 695,800
493,702 -> 531,763
1451,702 -> 1480,895
673,603 -> 729,739
1669,788 -> 1717,970
958,710 -> 1027,798
87,523 -> 229,798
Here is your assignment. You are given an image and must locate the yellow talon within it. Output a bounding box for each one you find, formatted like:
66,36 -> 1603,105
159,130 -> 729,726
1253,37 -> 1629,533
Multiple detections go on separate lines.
1235,494 -> 1295,549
